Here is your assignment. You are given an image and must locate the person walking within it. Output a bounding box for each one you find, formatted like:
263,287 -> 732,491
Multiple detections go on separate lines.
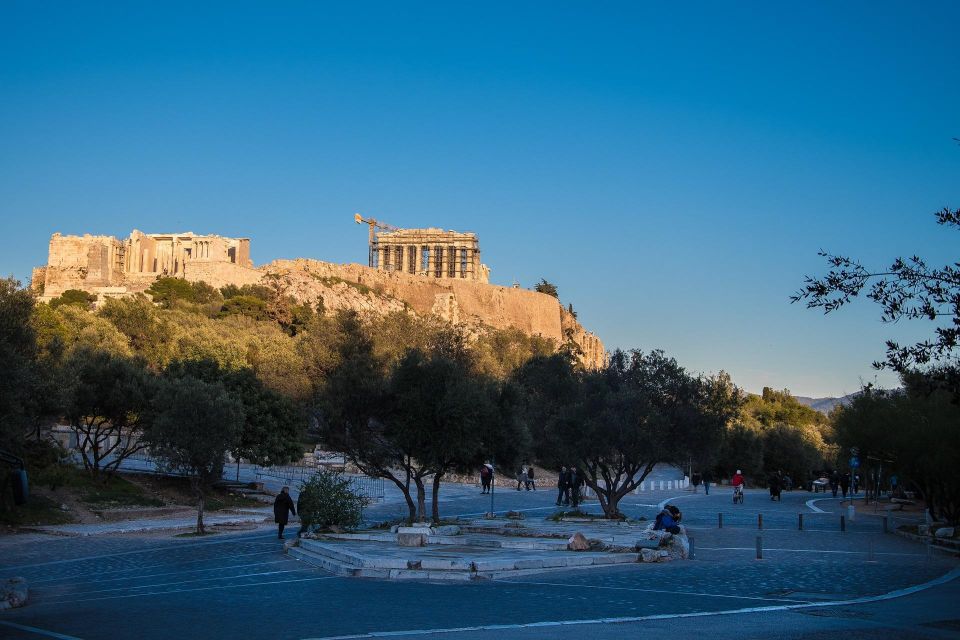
273,486 -> 296,540
691,472 -> 702,494
570,467 -> 585,508
526,466 -> 536,491
480,462 -> 493,494
703,469 -> 712,495
829,470 -> 840,498
840,472 -> 850,499
556,466 -> 569,505
516,466 -> 526,491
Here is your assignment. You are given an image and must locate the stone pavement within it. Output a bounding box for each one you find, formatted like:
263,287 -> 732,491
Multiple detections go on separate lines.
28,509 -> 271,536
0,485 -> 955,640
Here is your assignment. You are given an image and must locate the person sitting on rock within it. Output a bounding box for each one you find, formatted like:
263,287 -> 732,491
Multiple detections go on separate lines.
653,505 -> 682,534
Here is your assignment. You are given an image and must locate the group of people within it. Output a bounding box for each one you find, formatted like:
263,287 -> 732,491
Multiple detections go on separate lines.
689,471 -> 713,495
515,465 -> 536,491
556,466 -> 585,507
827,470 -> 859,499
767,470 -> 792,501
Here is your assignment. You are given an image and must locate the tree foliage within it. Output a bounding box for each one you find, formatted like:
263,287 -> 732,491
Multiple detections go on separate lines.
60,348 -> 155,478
164,359 -> 305,467
146,375 -> 244,534
317,311 -> 522,523
516,349 -> 740,518
49,289 -> 97,309
534,278 -> 559,298
147,277 -> 221,308
793,208 -> 960,379
0,278 -> 39,453
833,369 -> 960,524
297,469 -> 365,532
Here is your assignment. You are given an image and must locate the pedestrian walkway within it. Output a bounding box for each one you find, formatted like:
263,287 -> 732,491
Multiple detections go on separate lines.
29,509 -> 271,536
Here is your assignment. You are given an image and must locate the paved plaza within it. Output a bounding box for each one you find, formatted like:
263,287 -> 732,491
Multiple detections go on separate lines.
1,484 -> 958,640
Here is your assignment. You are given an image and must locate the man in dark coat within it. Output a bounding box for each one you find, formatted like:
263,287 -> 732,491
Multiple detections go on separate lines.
556,466 -> 569,506
274,486 -> 296,540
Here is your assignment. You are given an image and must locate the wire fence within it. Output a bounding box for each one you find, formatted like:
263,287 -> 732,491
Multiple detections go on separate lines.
253,464 -> 386,502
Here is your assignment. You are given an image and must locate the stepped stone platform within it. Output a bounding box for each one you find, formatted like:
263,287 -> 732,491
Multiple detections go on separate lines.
286,519 -> 688,581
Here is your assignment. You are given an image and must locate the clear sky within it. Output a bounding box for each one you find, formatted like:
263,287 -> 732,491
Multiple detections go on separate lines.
1,1 -> 957,398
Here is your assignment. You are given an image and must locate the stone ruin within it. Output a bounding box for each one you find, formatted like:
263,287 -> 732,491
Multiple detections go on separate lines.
33,229 -> 256,301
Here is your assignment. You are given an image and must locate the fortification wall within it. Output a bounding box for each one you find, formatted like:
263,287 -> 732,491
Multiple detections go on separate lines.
183,261 -> 264,289
41,233 -> 124,298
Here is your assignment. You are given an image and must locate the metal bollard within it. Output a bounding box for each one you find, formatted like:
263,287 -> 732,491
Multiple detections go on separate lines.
882,516 -> 888,534
756,536 -> 763,560
688,535 -> 695,560
798,513 -> 804,530
758,514 -> 763,530
718,512 -> 723,528
840,515 -> 846,532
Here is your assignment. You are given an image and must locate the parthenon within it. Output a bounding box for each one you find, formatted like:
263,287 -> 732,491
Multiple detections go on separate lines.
371,228 -> 490,284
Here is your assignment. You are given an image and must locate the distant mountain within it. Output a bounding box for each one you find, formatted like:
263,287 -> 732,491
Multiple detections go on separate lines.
795,393 -> 860,414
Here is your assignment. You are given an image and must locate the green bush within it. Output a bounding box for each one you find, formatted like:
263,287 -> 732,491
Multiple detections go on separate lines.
297,470 -> 365,532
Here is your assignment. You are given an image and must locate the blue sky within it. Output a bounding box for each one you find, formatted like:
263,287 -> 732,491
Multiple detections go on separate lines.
1,1 -> 957,397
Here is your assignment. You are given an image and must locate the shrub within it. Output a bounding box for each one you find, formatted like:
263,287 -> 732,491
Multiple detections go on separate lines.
297,470 -> 365,532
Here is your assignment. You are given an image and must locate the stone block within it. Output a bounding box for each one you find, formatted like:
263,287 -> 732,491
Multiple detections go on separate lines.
514,559 -> 544,569
473,559 -> 517,572
389,569 -> 431,580
935,527 -> 955,538
567,532 -> 590,551
420,559 -> 473,571
540,557 -> 569,568
397,533 -> 426,547
397,526 -> 432,535
640,548 -> 659,563
430,525 -> 461,536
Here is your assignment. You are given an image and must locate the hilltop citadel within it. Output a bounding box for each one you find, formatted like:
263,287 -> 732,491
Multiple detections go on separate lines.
31,224 -> 605,369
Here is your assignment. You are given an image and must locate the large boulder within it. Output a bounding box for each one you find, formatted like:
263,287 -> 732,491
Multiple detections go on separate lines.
567,532 -> 590,551
0,577 -> 28,610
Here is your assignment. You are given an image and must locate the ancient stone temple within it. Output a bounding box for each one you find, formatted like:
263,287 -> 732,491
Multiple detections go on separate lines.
34,230 -> 255,300
372,228 -> 490,284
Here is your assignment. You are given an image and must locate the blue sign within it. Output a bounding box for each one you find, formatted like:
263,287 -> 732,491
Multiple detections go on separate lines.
849,456 -> 860,469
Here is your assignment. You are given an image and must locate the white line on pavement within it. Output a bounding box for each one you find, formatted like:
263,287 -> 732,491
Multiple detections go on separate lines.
0,621 -> 84,640
805,498 -> 829,513
299,567 -> 960,640
40,568 -> 311,598
656,495 -> 687,510
35,575 -> 340,606
48,559 -> 292,587
494,579 -> 812,604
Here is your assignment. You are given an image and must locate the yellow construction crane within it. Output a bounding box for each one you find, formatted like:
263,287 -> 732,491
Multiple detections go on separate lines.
354,213 -> 399,267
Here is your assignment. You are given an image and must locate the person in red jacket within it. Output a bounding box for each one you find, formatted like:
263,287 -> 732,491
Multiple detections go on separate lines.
731,470 -> 745,487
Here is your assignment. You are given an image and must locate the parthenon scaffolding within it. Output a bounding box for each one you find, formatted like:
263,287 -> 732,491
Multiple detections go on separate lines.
371,228 -> 489,283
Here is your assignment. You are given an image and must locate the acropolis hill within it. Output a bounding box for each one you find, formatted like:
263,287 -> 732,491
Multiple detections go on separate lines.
32,228 -> 606,369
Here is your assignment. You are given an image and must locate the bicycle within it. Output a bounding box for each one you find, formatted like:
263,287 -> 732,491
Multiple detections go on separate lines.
733,484 -> 744,504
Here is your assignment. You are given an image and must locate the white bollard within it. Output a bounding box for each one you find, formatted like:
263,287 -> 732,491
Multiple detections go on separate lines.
847,504 -> 855,522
